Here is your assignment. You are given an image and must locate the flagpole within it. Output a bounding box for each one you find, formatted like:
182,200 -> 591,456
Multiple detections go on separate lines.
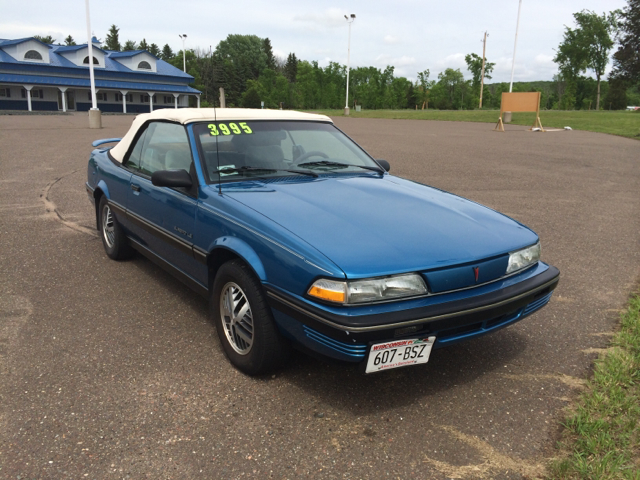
509,0 -> 522,92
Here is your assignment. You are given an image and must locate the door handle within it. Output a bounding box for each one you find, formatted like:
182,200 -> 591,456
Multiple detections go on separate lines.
131,184 -> 140,192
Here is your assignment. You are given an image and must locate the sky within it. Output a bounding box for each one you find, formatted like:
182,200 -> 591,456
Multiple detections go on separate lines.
0,0 -> 627,83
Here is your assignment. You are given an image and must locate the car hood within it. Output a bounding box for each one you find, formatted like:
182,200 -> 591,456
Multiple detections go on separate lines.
222,175 -> 538,278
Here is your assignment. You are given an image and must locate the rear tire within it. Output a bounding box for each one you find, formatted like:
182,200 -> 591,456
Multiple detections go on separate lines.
98,195 -> 133,260
211,260 -> 290,375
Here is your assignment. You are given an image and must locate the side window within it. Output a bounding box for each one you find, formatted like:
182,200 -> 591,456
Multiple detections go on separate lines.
138,122 -> 192,177
123,129 -> 146,170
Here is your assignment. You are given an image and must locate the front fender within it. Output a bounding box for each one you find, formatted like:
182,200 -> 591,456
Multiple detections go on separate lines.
209,236 -> 267,282
95,179 -> 111,200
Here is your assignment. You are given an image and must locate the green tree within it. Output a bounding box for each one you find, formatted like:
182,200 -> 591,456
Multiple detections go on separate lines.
262,38 -> 276,70
139,38 -> 149,51
554,10 -> 620,110
415,70 -> 434,107
149,43 -> 161,57
465,52 -> 495,107
160,44 -> 174,60
122,40 -> 137,51
241,81 -> 262,108
64,35 -> 76,46
612,0 -> 640,86
104,25 -> 121,51
284,53 -> 298,83
33,35 -> 55,44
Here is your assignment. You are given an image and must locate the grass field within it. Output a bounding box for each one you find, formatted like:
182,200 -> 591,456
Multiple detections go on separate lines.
550,293 -> 640,479
311,109 -> 640,140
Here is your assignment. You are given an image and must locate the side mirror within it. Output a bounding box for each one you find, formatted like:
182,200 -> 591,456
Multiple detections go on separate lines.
377,159 -> 390,172
151,169 -> 193,188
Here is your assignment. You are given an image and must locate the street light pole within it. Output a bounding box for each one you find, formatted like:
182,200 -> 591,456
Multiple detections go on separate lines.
85,0 -> 100,128
179,34 -> 187,72
344,14 -> 355,116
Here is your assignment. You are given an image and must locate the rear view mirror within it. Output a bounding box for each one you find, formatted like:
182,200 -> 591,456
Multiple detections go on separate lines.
377,159 -> 390,172
151,169 -> 193,188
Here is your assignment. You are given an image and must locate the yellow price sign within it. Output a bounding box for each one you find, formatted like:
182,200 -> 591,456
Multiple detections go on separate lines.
208,122 -> 253,136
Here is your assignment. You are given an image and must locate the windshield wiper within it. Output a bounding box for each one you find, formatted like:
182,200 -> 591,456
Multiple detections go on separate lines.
218,166 -> 318,178
297,160 -> 384,174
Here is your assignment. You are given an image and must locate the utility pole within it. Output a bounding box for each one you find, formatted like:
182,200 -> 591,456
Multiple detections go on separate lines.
478,32 -> 488,108
479,31 -> 487,109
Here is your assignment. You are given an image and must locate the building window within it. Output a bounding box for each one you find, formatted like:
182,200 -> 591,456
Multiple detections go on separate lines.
88,92 -> 107,101
115,93 -> 133,102
24,50 -> 43,60
22,89 -> 44,98
140,95 -> 157,103
0,87 -> 10,98
137,61 -> 151,70
164,95 -> 174,104
83,56 -> 99,65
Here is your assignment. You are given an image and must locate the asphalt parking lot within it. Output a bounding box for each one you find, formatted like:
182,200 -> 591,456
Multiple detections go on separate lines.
1,112 -> 639,479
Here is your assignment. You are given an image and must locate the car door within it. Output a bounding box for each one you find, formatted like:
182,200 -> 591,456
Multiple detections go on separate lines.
125,121 -> 201,281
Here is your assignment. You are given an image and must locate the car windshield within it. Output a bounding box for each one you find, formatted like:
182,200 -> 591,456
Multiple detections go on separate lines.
193,121 -> 381,183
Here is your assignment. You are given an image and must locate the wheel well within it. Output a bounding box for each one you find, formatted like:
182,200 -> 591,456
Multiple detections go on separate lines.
93,188 -> 104,230
207,249 -> 242,289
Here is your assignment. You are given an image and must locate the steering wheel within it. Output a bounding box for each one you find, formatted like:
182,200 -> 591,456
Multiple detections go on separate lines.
293,151 -> 328,165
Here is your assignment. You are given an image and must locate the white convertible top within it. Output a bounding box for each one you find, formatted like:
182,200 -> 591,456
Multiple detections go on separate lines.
109,108 -> 333,163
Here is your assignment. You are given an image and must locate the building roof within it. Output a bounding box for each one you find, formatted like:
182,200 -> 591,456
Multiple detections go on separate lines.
0,72 -> 201,94
54,44 -> 107,54
0,37 -> 50,47
109,109 -> 333,162
0,37 -> 194,82
109,50 -> 157,59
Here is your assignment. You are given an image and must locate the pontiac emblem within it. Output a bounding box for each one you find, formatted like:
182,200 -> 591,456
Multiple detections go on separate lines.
473,266 -> 480,282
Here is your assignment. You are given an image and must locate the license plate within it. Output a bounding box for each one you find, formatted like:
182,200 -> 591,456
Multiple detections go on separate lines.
365,336 -> 436,373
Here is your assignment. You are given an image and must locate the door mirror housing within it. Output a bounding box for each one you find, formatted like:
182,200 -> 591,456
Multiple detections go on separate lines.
376,159 -> 390,172
151,169 -> 193,188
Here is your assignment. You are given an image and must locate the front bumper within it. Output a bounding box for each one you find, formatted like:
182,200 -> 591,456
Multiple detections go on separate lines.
266,264 -> 560,363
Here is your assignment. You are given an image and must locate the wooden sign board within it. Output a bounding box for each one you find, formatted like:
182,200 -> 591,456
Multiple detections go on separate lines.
495,92 -> 544,132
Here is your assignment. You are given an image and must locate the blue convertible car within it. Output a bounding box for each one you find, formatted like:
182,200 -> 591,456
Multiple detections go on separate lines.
87,108 -> 559,375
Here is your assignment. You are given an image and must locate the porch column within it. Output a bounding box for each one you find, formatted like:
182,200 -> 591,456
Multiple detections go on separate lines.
120,90 -> 128,113
24,85 -> 33,111
173,93 -> 179,109
148,92 -> 154,112
197,94 -> 201,108
58,87 -> 68,112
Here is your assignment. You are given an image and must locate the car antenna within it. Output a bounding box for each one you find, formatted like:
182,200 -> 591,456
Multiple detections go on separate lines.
214,110 -> 221,196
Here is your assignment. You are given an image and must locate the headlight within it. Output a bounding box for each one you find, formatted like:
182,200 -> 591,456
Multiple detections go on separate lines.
507,242 -> 541,274
308,274 -> 428,304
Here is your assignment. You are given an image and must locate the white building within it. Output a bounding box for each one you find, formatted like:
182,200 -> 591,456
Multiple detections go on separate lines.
0,37 -> 200,113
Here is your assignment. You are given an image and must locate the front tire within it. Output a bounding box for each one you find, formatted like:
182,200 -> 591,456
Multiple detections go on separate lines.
211,260 -> 290,375
98,195 -> 133,260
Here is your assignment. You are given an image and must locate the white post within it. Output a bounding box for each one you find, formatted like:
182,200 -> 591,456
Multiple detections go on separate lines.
24,85 -> 33,112
344,14 -> 355,116
121,90 -> 128,113
59,87 -> 68,112
509,0 -> 522,93
85,0 -> 101,128
173,93 -> 179,109
196,95 -> 200,108
148,92 -> 154,112
179,34 -> 187,72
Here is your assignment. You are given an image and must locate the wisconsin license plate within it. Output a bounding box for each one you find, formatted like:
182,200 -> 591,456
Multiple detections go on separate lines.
365,336 -> 436,373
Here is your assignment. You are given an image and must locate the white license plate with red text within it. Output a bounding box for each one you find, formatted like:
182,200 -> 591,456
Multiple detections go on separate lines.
365,336 -> 436,373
